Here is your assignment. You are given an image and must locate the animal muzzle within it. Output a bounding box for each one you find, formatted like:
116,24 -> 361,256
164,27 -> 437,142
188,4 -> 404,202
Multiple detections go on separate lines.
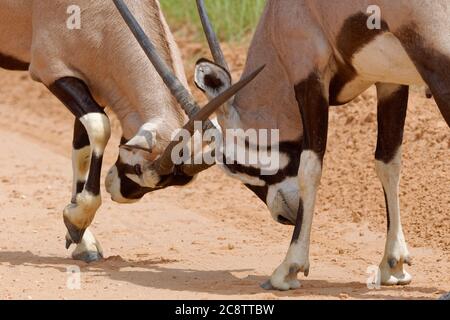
105,165 -> 147,204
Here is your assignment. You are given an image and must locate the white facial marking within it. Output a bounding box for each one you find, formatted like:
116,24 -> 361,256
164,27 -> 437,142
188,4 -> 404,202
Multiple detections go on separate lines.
105,166 -> 139,204
126,121 -> 159,151
119,148 -> 143,166
219,163 -> 266,186
127,168 -> 160,188
118,147 -> 161,188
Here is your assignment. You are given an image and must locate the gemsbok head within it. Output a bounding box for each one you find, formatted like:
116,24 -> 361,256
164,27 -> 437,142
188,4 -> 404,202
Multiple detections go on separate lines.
117,0 -> 449,291
0,0 -> 259,263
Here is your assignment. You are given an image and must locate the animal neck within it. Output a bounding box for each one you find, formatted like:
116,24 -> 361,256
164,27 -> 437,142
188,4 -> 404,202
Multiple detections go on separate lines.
106,0 -> 189,142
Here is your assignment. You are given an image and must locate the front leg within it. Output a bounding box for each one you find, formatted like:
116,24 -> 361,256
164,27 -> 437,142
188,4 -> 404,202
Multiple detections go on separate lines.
49,77 -> 111,261
375,83 -> 411,285
263,73 -> 329,290
65,119 -> 104,262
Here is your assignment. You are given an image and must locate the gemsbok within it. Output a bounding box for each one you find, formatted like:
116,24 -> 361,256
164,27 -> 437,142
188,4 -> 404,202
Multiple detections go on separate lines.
115,0 -> 450,290
0,0 -> 257,262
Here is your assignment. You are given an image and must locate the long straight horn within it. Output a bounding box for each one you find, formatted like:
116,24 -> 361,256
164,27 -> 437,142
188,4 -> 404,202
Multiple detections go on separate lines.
114,0 -> 200,119
114,0 -> 264,176
196,0 -> 229,71
155,65 -> 265,175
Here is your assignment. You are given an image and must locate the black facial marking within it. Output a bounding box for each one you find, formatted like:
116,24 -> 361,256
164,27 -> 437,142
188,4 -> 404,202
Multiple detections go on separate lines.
114,156 -> 195,200
244,184 -> 268,202
224,140 -> 302,184
223,139 -> 302,204
134,164 -> 143,176
0,53 -> 29,71
330,13 -> 389,105
115,159 -> 151,200
159,172 -> 195,188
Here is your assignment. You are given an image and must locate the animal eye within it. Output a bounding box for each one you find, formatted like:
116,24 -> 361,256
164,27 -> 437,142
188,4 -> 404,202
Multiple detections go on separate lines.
134,164 -> 143,176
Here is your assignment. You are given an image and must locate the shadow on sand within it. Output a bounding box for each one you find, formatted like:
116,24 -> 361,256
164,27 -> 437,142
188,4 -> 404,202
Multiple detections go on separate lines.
0,250 -> 444,299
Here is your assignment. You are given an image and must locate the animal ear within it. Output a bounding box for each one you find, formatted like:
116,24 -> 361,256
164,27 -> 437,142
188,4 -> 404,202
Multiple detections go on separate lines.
194,58 -> 231,100
119,123 -> 157,156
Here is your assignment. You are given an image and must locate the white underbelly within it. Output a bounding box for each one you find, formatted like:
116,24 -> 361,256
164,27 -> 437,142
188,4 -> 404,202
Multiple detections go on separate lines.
352,32 -> 425,86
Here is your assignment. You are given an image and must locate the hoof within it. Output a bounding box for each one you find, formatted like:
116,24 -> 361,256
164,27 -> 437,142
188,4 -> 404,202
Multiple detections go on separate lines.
381,272 -> 412,286
64,216 -> 86,244
380,259 -> 412,286
65,236 -> 74,249
68,228 -> 104,263
261,279 -> 301,291
72,250 -> 103,263
260,280 -> 274,291
439,292 -> 450,300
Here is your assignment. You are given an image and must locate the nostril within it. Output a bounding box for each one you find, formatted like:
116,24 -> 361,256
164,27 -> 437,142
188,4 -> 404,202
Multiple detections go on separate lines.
134,164 -> 143,176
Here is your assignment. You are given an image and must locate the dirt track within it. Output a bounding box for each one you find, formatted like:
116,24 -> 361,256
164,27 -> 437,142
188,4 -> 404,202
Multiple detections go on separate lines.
0,37 -> 449,300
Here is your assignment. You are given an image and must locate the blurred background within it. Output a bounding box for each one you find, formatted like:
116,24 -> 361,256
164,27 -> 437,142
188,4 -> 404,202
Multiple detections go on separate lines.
161,0 -> 266,42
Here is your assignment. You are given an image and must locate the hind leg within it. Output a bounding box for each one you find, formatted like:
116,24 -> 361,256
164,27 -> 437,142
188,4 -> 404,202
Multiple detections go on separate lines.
375,83 -> 412,286
397,28 -> 450,127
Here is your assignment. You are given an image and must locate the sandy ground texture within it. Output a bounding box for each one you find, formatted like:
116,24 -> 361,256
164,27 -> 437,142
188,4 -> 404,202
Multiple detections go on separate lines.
0,34 -> 449,300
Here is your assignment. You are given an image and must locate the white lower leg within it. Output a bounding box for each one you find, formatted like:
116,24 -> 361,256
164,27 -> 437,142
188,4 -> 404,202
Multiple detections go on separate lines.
268,151 -> 322,290
375,150 -> 412,285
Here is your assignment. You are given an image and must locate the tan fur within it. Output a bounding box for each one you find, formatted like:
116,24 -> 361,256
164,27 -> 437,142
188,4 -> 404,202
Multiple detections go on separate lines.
227,0 -> 450,141
1,0 -> 192,261
1,0 -> 188,142
197,0 -> 450,291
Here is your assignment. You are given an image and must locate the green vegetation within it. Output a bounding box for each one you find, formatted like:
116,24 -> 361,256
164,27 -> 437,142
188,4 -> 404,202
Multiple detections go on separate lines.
161,0 -> 266,42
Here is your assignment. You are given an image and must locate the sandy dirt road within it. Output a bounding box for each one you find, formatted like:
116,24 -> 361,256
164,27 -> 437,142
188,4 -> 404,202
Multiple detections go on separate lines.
0,38 -> 449,300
